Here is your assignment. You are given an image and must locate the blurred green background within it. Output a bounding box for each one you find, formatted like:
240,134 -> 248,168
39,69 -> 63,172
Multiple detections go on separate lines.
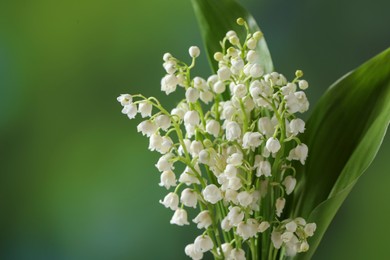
1,0 -> 389,259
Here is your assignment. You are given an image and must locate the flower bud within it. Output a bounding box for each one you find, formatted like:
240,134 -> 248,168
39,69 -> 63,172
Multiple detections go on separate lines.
189,46 -> 200,58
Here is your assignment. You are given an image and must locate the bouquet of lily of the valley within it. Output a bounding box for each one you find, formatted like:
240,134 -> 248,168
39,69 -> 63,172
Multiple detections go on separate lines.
117,0 -> 390,259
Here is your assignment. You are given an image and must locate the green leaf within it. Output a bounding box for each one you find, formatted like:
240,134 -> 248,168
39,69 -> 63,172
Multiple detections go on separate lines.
292,47 -> 390,259
191,0 -> 273,74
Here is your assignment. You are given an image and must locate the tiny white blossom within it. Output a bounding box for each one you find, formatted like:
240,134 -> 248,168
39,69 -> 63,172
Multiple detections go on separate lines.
266,137 -> 281,153
213,80 -> 226,94
300,241 -> 310,252
220,243 -> 233,258
181,188 -> 198,208
155,154 -> 173,172
122,104 -> 137,119
227,153 -> 243,166
233,83 -> 247,98
287,144 -> 308,165
271,230 -> 283,249
276,197 -> 286,217
221,217 -> 232,231
237,218 -> 258,240
230,248 -> 246,260
283,175 -> 297,195
206,119 -> 221,137
218,66 -> 232,81
161,74 -> 178,95
289,118 -> 305,136
258,221 -> 270,233
225,121 -> 241,141
155,115 -> 171,131
193,210 -> 212,229
298,80 -> 309,90
184,110 -> 200,126
117,94 -> 132,106
138,101 -> 152,118
200,90 -> 213,104
163,60 -> 177,74
256,160 -> 271,177
227,206 -> 244,226
194,235 -> 214,252
237,191 -> 253,207
224,189 -> 238,204
137,120 -> 157,137
304,223 -> 317,237
190,140 -> 204,156
227,177 -> 242,191
202,184 -> 222,204
281,232 -> 294,243
186,87 -> 200,103
185,244 -> 203,260
179,167 -> 200,186
159,170 -> 177,189
258,117 -> 275,137
189,46 -> 200,58
250,64 -> 264,78
159,192 -> 179,210
246,50 -> 257,63
243,132 -> 262,149
158,136 -> 173,154
170,208 -> 189,226
285,221 -> 298,233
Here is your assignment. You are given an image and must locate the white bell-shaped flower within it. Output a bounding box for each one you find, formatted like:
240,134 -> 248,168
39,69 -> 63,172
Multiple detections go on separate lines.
161,74 -> 178,95
184,110 -> 200,126
225,121 -> 241,141
276,197 -> 286,217
159,192 -> 179,210
155,154 -> 173,172
227,206 -> 244,226
137,120 -> 157,137
194,235 -> 214,252
227,153 -> 243,166
304,223 -> 317,237
283,175 -> 297,195
170,208 -> 189,226
250,64 -> 264,78
289,118 -> 305,136
206,119 -> 221,137
213,80 -> 226,94
158,136 -> 173,154
138,101 -> 152,118
189,46 -> 200,58
258,221 -> 270,233
193,210 -> 212,229
257,117 -> 275,137
217,66 -> 232,81
200,90 -> 213,104
298,80 -> 309,90
149,133 -> 162,152
229,248 -> 246,260
155,115 -> 171,131
285,220 -> 297,232
237,218 -> 258,240
179,167 -> 200,186
202,184 -> 222,204
256,160 -> 271,177
221,217 -> 232,232
122,104 -> 137,119
237,191 -> 253,207
243,132 -> 262,149
233,83 -> 247,98
159,170 -> 177,189
266,137 -> 281,153
181,188 -> 198,208
186,87 -> 200,103
185,244 -> 203,260
117,94 -> 132,106
271,230 -> 283,249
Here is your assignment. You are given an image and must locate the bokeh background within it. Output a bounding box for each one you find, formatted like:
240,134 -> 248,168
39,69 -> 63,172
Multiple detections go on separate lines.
1,0 -> 390,259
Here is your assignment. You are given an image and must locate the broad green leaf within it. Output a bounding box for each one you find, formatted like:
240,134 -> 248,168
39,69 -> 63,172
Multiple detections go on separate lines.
191,0 -> 273,74
292,47 -> 390,259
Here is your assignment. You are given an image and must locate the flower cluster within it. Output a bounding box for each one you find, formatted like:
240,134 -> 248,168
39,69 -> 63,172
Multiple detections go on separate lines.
118,18 -> 316,260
